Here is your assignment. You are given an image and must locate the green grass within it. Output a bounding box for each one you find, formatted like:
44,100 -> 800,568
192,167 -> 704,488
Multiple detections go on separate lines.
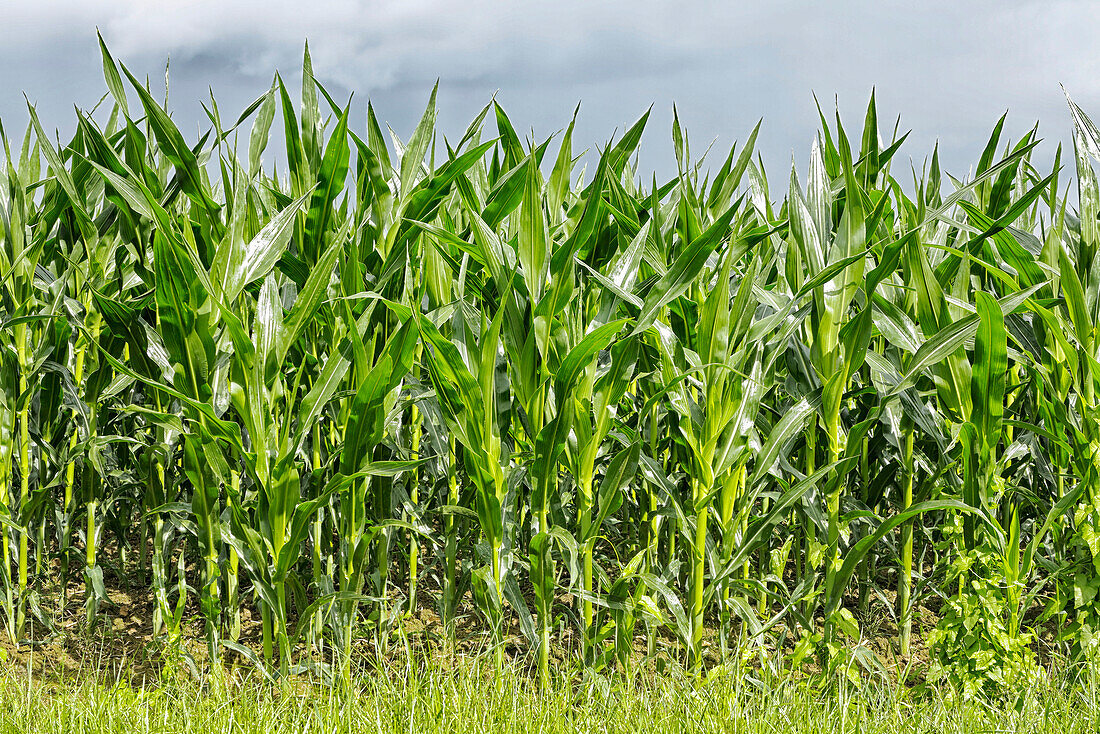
1,658 -> 1098,734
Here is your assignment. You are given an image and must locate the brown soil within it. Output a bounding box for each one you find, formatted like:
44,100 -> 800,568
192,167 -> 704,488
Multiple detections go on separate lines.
0,552 -> 1065,687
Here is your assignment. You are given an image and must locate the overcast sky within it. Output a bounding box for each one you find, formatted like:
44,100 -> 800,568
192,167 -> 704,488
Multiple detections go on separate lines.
3,1 -> 1099,185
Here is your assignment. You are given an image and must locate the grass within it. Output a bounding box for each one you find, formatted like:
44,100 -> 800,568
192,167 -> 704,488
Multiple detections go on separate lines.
0,655 -> 1098,734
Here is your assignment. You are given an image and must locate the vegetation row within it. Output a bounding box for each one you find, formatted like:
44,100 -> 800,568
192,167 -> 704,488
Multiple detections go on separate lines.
1,37 -> 1096,696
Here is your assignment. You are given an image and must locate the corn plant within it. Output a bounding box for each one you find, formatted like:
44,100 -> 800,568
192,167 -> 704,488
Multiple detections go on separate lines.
6,39 -> 1100,698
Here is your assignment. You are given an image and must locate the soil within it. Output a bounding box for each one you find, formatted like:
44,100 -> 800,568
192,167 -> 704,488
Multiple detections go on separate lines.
0,551 -> 1065,687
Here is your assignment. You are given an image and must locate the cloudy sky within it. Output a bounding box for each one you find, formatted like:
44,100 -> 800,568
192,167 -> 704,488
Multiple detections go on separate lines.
3,1 -> 1098,183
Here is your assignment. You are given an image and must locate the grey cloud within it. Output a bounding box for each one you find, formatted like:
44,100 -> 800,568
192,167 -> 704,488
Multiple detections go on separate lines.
2,0 -> 1099,184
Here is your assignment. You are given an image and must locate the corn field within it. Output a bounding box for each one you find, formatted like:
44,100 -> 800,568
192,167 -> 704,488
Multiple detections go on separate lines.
2,40 -> 1100,693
